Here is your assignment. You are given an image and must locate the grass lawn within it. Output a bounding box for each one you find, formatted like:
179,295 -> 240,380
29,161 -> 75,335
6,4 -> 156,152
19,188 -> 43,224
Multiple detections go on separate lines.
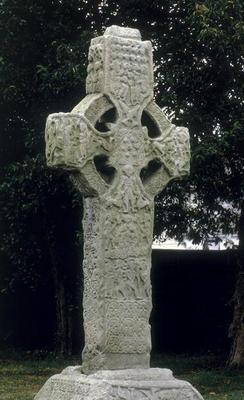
0,350 -> 243,400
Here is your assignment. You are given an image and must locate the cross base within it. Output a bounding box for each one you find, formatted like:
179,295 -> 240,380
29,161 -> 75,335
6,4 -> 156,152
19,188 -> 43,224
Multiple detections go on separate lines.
82,353 -> 150,373
34,367 -> 204,400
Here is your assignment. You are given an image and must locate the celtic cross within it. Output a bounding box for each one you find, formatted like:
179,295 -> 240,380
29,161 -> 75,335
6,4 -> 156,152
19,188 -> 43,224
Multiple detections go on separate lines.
45,25 -> 190,374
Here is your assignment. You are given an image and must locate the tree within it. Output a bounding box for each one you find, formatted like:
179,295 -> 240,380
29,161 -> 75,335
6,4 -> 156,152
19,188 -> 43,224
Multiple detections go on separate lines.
0,0 -> 93,353
152,0 -> 244,366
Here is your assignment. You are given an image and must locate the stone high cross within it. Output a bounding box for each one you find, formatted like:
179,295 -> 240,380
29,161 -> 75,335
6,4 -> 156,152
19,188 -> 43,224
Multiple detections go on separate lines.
45,26 -> 190,373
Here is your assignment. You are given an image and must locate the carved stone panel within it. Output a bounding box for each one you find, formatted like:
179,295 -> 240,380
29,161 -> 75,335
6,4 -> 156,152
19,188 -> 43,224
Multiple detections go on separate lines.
34,368 -> 204,400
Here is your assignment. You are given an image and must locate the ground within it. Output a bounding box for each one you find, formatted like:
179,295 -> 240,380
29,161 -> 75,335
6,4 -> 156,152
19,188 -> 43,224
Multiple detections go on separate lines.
0,351 -> 243,400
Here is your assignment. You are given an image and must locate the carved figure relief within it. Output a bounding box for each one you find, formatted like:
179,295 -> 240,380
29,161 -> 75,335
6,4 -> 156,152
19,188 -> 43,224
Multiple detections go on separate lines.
104,167 -> 149,213
111,386 -> 199,400
108,38 -> 152,106
86,44 -> 104,94
104,258 -> 151,301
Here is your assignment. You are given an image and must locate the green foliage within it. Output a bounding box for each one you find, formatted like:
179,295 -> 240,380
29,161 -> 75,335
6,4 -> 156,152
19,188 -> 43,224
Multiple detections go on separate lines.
0,155 -> 80,290
154,0 -> 244,242
0,0 -> 89,349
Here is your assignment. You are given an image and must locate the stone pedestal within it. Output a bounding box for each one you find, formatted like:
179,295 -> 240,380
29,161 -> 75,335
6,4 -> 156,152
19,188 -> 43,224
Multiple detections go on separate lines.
34,368 -> 204,400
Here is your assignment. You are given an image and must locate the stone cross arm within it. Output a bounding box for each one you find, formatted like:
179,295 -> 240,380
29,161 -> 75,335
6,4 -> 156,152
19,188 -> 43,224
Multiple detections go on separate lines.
45,94 -> 115,196
141,100 -> 190,196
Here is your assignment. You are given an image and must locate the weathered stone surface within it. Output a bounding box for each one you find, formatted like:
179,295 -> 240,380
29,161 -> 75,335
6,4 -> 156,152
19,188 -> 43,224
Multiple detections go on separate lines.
45,24 -> 190,374
35,23 -> 204,400
34,368 -> 204,400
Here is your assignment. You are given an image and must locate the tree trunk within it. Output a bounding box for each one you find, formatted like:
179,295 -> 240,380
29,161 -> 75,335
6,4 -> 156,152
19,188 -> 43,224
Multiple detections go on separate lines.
46,228 -> 73,355
50,252 -> 67,354
228,203 -> 244,366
